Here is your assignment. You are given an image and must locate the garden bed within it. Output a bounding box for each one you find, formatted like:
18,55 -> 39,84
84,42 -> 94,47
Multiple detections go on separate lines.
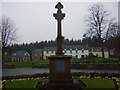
2,76 -> 119,89
1,72 -> 120,89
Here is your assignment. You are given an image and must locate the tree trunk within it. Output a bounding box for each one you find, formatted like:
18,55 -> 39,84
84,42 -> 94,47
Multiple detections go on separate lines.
101,44 -> 105,58
99,34 -> 105,58
101,39 -> 105,58
2,46 -> 5,62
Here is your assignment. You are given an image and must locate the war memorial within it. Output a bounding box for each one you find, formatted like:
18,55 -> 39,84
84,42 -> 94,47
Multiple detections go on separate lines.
36,2 -> 86,90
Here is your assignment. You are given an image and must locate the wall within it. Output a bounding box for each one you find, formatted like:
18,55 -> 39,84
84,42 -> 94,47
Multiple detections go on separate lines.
92,52 -> 109,58
43,51 -> 56,59
64,50 -> 89,58
32,52 -> 42,60
12,56 -> 30,62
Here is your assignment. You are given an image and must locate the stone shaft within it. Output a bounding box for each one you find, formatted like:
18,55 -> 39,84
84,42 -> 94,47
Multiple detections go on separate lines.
53,2 -> 65,55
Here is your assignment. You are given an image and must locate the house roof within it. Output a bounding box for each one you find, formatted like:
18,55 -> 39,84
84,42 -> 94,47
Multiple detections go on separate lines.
43,45 -> 89,51
64,45 -> 89,50
91,47 -> 108,52
43,45 -> 108,52
32,49 -> 42,53
13,51 -> 30,57
43,47 -> 56,51
110,48 -> 117,53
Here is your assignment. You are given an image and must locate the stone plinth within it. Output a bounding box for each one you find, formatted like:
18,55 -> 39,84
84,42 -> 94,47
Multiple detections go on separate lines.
49,55 -> 72,83
36,55 -> 86,90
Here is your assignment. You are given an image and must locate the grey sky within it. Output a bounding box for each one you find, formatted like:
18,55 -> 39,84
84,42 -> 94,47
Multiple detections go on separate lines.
2,2 -> 118,44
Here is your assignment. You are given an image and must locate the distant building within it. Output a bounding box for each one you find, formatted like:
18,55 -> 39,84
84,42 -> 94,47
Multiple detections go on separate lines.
110,48 -> 116,57
32,49 -> 43,60
64,45 -> 89,58
2,52 -> 12,62
12,51 -> 30,61
43,45 -> 89,59
110,48 -> 120,58
43,47 -> 56,59
90,47 -> 109,58
4,53 -> 12,62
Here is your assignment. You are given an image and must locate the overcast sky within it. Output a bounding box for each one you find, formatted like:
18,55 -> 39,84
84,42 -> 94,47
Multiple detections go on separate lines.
2,1 -> 118,44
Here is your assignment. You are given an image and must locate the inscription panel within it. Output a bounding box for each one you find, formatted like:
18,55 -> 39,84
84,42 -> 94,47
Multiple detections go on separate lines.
55,60 -> 65,72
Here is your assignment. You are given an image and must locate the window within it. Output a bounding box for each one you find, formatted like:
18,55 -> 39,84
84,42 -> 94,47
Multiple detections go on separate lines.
64,49 -> 66,53
18,58 -> 21,61
96,54 -> 98,57
81,55 -> 84,58
24,57 -> 26,61
75,55 -> 78,58
76,49 -> 78,53
51,51 -> 54,53
82,49 -> 84,53
70,49 -> 72,53
46,51 -> 49,53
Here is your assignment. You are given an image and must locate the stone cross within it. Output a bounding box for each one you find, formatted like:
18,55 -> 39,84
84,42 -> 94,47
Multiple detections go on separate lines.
53,2 -> 65,55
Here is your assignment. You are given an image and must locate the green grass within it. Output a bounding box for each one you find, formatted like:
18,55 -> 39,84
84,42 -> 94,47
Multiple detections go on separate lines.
3,60 -> 49,68
4,78 -> 115,89
4,79 -> 43,89
80,78 -> 115,89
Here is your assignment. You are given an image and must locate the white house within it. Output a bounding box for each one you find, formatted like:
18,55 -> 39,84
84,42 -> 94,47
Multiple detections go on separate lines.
43,45 -> 89,59
63,45 -> 89,58
90,47 -> 109,58
43,47 -> 56,59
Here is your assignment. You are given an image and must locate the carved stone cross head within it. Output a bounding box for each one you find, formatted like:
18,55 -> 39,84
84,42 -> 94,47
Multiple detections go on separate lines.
53,2 -> 65,21
55,2 -> 64,9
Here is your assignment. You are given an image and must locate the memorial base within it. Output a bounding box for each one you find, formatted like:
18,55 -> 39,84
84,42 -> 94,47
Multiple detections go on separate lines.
36,78 -> 86,90
36,55 -> 86,90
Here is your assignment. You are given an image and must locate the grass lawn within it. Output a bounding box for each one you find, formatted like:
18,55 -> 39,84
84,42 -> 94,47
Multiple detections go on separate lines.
4,79 -> 43,90
3,60 -> 49,68
4,78 -> 115,89
80,78 -> 115,89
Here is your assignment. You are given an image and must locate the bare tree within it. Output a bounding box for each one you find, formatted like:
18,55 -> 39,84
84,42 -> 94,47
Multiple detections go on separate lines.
0,16 -> 17,61
84,3 -> 117,58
